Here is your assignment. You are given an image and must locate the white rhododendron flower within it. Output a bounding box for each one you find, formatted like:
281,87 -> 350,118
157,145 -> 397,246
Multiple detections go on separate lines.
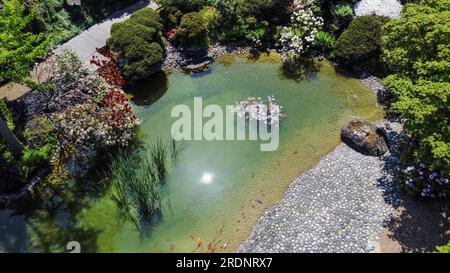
279,8 -> 323,56
354,0 -> 403,19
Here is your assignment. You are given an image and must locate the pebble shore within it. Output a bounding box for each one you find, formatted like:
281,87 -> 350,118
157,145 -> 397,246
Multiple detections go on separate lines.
237,85 -> 402,253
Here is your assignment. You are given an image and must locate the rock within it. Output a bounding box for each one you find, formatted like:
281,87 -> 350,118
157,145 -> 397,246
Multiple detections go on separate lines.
183,60 -> 212,73
341,119 -> 388,156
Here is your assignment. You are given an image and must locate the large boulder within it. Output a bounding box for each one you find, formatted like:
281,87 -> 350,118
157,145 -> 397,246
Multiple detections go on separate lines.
341,119 -> 388,156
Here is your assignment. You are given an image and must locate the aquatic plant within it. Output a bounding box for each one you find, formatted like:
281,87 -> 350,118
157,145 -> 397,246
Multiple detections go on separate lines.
109,152 -> 162,231
149,137 -> 167,182
170,139 -> 184,161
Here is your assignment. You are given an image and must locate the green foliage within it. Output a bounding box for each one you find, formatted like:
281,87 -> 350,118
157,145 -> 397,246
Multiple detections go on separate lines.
21,144 -> 54,178
382,0 -> 450,82
149,137 -> 167,181
199,6 -> 220,37
0,0 -> 52,82
176,12 -> 209,47
108,8 -> 165,80
109,151 -> 164,231
33,0 -> 138,44
436,241 -> 450,253
382,0 -> 450,198
386,77 -> 450,172
335,16 -> 389,71
330,2 -> 354,33
157,0 -> 206,13
314,31 -> 337,58
0,99 -> 15,131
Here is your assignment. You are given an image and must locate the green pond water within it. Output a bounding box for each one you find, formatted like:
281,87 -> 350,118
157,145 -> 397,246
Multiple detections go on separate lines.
0,54 -> 383,253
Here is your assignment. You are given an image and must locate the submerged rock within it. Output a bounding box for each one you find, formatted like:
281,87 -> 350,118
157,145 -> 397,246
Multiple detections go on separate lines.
341,119 -> 388,156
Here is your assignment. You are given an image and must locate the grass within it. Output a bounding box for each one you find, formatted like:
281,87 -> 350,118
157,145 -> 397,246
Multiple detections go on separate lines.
107,137 -> 183,231
149,137 -> 167,182
108,151 -> 162,231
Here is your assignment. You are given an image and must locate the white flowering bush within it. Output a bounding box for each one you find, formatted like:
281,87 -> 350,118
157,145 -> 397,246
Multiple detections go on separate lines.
35,50 -> 141,159
354,0 -> 403,19
52,89 -> 140,154
279,8 -> 324,56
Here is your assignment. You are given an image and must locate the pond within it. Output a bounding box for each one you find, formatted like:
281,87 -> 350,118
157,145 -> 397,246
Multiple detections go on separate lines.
0,53 -> 383,253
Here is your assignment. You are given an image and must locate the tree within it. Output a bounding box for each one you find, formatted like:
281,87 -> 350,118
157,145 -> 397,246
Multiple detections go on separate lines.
382,0 -> 450,82
382,0 -> 450,198
0,0 -> 52,83
176,12 -> 209,47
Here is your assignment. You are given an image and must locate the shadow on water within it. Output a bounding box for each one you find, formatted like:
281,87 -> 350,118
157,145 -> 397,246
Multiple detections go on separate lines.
0,154 -> 123,252
278,56 -> 322,83
189,68 -> 213,78
125,71 -> 169,106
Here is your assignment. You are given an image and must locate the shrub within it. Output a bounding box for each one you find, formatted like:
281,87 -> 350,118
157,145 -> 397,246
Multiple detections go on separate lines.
176,12 -> 209,47
278,8 -> 324,56
52,89 -> 140,154
107,8 -> 165,81
199,6 -> 220,38
21,144 -> 54,178
314,31 -> 336,57
330,2 -> 354,33
335,16 -> 389,71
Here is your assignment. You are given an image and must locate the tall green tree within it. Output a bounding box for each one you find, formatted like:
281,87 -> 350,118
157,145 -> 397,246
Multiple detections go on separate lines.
0,0 -> 52,83
382,0 -> 450,197
0,0 -> 51,158
382,0 -> 450,82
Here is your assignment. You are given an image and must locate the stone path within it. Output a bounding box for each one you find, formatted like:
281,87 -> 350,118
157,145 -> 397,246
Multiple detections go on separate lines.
1,0 -> 159,101
56,0 -> 158,64
238,122 -> 401,253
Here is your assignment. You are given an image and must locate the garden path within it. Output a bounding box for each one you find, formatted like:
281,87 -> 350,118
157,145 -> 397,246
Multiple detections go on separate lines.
0,0 -> 159,101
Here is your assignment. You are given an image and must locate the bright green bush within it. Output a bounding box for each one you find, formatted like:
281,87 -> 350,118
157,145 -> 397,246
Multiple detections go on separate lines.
0,99 -> 15,131
107,8 -> 165,80
382,0 -> 450,198
314,31 -> 337,58
335,16 -> 389,71
0,0 -> 52,82
382,0 -> 450,82
199,6 -> 220,37
330,2 -> 354,33
176,12 -> 209,47
437,241 -> 450,253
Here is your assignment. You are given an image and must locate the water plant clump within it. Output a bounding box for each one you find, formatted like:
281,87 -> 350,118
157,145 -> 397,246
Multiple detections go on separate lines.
109,151 -> 163,231
149,137 -> 167,182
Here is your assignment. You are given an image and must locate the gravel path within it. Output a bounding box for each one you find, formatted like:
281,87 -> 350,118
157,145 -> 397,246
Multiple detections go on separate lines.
238,122 -> 401,253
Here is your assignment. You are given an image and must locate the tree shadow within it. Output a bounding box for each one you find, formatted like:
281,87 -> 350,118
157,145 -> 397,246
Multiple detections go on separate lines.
124,71 -> 169,106
278,56 -> 322,83
386,194 -> 450,252
376,123 -> 450,252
